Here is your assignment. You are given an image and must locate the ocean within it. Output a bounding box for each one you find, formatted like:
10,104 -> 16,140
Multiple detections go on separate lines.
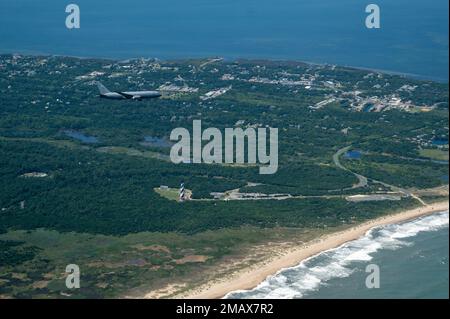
225,211 -> 449,299
0,0 -> 448,81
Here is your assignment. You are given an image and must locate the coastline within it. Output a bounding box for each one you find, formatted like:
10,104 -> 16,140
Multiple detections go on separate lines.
180,201 -> 449,299
1,50 -> 447,83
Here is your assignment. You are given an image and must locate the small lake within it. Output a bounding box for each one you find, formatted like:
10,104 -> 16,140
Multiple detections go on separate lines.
345,150 -> 362,159
362,103 -> 374,113
64,130 -> 99,144
432,138 -> 449,146
141,136 -> 172,148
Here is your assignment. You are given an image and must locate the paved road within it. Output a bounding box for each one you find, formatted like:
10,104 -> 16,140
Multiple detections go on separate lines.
332,146 -> 368,190
332,146 -> 427,205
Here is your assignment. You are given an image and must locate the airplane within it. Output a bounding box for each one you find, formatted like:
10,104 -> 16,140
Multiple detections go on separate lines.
96,82 -> 161,100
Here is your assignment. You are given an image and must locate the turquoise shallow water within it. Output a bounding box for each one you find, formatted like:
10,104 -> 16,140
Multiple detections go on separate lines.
0,0 -> 448,81
226,211 -> 449,299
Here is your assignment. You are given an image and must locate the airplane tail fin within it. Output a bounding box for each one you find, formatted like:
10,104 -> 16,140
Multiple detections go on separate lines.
96,82 -> 110,95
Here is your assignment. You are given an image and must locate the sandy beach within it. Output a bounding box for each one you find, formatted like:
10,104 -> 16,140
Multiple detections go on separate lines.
182,201 -> 449,299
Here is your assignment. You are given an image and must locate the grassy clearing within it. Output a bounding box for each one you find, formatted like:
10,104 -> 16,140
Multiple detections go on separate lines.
154,187 -> 181,201
154,187 -> 193,201
419,148 -> 449,161
96,146 -> 170,161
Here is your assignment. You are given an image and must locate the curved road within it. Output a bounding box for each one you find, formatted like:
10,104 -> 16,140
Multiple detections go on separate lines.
333,146 -> 426,205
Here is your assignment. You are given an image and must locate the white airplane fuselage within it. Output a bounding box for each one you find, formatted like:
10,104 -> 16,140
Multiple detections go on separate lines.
100,90 -> 162,100
96,82 -> 161,100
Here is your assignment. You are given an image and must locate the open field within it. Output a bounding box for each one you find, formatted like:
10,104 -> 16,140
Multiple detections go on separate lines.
419,148 -> 449,161
0,226 -> 336,298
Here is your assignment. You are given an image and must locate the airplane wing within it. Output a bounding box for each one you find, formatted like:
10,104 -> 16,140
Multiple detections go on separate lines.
115,91 -> 135,99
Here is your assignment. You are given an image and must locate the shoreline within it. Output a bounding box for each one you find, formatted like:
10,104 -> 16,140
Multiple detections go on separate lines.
1,50 -> 447,83
181,201 -> 449,299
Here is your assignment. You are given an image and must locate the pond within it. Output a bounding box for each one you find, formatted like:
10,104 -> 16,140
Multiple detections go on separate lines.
362,103 -> 374,113
64,130 -> 99,144
141,136 -> 172,148
345,150 -> 362,159
432,138 -> 448,146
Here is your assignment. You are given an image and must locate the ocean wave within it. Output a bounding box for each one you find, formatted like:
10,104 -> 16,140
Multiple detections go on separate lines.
225,210 -> 449,299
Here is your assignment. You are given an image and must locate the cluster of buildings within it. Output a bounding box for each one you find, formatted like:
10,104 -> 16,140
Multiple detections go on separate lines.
220,72 -> 316,90
407,133 -> 449,150
345,93 -> 423,112
200,86 -> 232,101
1,55 -> 440,114
158,83 -> 199,94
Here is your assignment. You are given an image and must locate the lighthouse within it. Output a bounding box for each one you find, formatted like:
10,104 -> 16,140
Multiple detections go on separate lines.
179,182 -> 186,202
